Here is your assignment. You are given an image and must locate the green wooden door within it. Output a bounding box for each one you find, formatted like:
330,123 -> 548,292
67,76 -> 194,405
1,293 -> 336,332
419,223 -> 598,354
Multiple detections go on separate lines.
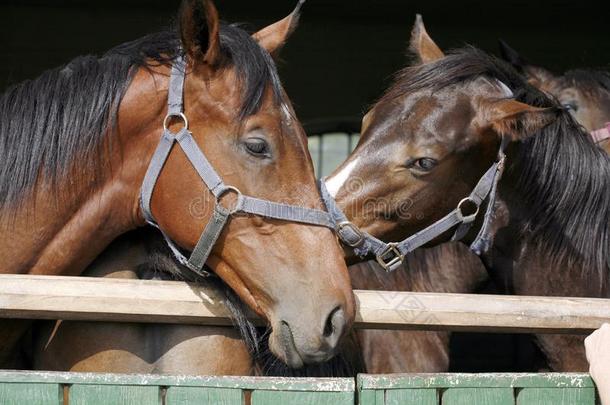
0,370 -> 598,404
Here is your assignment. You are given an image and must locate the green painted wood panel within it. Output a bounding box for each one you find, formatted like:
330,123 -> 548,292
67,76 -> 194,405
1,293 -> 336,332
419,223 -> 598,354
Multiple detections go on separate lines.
0,382 -> 62,405
165,386 -> 242,405
69,384 -> 159,405
358,373 -> 594,390
359,389 -> 385,405
0,371 -> 602,405
0,371 -> 353,392
385,388 -> 438,405
442,388 -> 514,405
251,390 -> 355,405
517,387 -> 596,405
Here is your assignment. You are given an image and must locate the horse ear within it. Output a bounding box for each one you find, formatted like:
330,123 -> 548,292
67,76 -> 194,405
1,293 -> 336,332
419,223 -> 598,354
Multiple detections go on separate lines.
524,66 -> 558,90
409,14 -> 444,64
361,109 -> 375,134
498,40 -> 556,89
498,39 -> 527,71
253,0 -> 305,57
480,98 -> 558,141
179,0 -> 221,66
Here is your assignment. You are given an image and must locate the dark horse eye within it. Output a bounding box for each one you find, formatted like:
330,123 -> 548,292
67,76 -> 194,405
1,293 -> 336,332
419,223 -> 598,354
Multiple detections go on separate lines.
562,102 -> 579,112
414,158 -> 438,171
244,137 -> 270,157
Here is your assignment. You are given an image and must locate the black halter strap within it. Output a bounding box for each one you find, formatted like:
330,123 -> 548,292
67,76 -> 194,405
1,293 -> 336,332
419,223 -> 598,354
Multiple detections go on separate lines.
320,137 -> 508,272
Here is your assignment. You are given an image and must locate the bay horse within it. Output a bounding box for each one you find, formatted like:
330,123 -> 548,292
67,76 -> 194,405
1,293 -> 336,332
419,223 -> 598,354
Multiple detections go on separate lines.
499,40 -> 610,153
325,16 -> 490,374
30,15 -> 488,376
0,0 -> 356,369
32,227 -> 364,376
327,33 -> 610,371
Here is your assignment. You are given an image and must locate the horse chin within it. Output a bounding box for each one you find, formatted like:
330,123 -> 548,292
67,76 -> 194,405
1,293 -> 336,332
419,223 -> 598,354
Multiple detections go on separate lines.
207,257 -> 304,368
207,256 -> 342,369
267,321 -> 305,369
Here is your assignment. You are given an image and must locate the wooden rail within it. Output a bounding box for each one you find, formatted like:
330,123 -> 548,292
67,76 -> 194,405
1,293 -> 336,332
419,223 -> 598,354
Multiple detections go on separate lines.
1,274 -> 609,334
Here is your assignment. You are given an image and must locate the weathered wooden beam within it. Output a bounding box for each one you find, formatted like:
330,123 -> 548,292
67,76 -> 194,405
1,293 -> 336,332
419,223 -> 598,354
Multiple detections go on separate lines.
1,274 -> 609,334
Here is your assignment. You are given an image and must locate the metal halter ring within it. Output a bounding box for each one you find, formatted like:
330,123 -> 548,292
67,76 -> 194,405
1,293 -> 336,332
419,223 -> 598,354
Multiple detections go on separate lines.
336,221 -> 365,247
215,185 -> 244,215
376,242 -> 405,272
456,197 -> 480,223
163,112 -> 189,132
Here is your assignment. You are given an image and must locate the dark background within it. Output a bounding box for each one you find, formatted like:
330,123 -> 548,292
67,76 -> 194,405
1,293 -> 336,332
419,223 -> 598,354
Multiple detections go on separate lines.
1,0 -> 609,124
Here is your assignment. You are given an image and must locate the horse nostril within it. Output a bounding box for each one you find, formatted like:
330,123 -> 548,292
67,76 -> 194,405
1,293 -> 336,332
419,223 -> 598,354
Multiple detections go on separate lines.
323,306 -> 343,339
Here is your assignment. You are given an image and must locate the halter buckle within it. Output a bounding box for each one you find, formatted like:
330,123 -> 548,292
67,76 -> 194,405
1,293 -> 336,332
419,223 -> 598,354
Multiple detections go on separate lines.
456,197 -> 479,223
376,243 -> 404,272
215,185 -> 244,215
336,221 -> 365,247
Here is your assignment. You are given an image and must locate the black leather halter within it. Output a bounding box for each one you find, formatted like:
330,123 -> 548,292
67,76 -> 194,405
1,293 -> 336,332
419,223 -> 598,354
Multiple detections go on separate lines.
320,136 -> 508,271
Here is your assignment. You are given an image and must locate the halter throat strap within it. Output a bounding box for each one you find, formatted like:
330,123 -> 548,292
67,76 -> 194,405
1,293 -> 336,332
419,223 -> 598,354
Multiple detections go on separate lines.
140,56 -> 335,277
320,137 -> 508,272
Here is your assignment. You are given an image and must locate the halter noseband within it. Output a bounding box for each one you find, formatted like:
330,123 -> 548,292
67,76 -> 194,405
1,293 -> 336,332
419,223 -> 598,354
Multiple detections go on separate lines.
140,56 -> 336,277
320,137 -> 508,272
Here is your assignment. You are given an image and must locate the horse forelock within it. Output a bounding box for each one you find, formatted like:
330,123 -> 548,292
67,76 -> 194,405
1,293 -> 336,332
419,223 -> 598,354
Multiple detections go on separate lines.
561,69 -> 610,98
378,46 -> 519,108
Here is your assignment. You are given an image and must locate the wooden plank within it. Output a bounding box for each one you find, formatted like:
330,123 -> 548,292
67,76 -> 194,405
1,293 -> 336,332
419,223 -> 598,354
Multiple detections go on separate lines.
0,382 -> 62,405
0,274 -> 246,327
69,384 -> 159,405
2,274 -> 610,333
385,389 -> 438,405
353,290 -> 610,333
442,388 -> 514,405
517,388 -> 597,405
165,386 -> 242,405
251,390 -> 354,405
358,373 -> 595,390
0,371 -> 354,392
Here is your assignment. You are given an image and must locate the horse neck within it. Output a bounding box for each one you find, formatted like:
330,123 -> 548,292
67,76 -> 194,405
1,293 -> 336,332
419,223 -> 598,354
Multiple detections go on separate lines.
489,134 -> 610,298
0,67 -> 166,276
349,243 -> 487,294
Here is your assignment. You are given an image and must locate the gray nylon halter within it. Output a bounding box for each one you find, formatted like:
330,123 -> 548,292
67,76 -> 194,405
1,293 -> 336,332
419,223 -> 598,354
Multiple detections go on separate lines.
140,55 -> 335,277
320,137 -> 508,272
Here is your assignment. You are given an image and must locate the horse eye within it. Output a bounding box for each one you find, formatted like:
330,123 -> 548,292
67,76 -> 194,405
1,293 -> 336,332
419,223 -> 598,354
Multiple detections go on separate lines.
244,137 -> 270,157
413,158 -> 438,171
562,102 -> 579,112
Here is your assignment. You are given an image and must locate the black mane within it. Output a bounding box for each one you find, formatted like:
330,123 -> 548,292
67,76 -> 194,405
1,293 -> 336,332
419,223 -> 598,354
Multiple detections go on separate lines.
383,47 -> 610,281
0,24 -> 282,213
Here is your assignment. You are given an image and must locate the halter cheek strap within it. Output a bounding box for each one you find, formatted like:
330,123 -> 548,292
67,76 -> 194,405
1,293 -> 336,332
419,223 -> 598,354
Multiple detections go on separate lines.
140,56 -> 335,277
320,137 -> 508,272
